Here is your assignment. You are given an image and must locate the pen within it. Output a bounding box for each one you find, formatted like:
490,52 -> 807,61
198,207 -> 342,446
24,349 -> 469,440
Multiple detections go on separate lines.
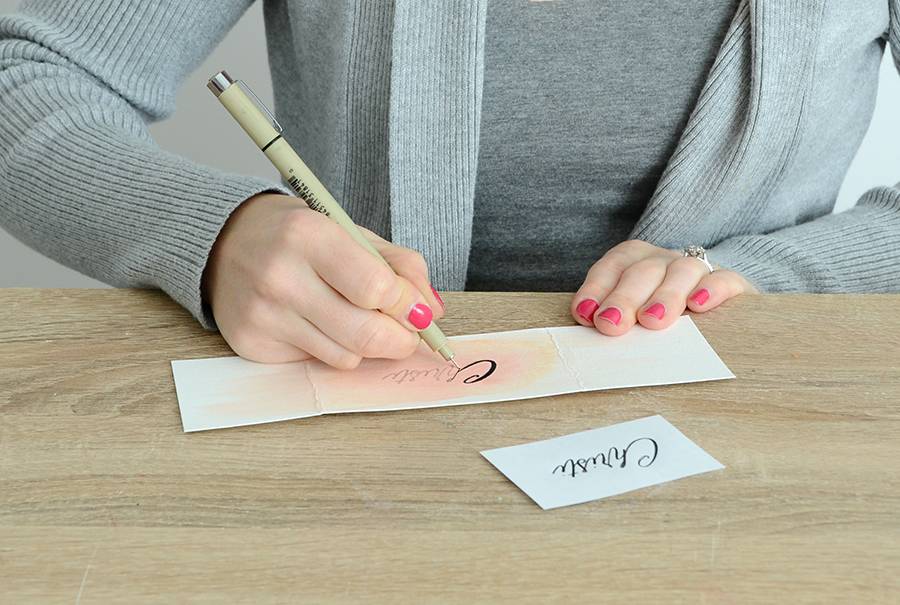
207,70 -> 459,369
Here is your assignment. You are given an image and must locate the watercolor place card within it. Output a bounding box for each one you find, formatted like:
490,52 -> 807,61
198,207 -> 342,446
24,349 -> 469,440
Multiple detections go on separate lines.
171,316 -> 734,432
481,415 -> 724,509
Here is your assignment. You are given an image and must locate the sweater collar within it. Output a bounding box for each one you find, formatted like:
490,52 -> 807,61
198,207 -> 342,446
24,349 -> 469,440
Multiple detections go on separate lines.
388,0 -> 487,290
387,0 -> 824,289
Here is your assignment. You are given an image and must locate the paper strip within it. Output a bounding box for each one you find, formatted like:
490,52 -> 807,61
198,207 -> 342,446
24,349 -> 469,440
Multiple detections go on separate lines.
172,316 -> 733,432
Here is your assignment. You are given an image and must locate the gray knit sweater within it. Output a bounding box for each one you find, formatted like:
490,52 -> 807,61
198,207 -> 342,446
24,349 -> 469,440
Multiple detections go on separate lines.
1,0 -> 899,330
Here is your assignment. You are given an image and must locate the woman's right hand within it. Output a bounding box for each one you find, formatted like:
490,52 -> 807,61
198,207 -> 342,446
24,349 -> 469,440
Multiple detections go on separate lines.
203,193 -> 445,369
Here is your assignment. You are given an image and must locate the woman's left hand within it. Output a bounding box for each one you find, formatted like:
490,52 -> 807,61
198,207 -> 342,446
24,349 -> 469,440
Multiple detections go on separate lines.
571,240 -> 759,334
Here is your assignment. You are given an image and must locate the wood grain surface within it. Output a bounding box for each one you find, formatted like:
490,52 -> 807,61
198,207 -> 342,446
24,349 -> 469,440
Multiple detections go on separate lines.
1,289 -> 898,603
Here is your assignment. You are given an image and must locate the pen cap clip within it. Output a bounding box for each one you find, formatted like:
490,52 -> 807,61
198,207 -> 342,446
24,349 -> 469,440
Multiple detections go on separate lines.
208,70 -> 283,135
236,80 -> 283,135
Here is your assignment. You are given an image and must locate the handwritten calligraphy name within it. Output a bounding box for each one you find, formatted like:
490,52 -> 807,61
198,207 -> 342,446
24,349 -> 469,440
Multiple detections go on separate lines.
381,359 -> 498,385
552,437 -> 659,478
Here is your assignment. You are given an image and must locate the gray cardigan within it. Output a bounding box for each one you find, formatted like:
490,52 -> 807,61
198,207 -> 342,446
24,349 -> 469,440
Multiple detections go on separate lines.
1,0 -> 899,329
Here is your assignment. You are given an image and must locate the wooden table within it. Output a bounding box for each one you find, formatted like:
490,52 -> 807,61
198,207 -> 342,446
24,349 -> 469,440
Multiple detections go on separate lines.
1,289 -> 898,603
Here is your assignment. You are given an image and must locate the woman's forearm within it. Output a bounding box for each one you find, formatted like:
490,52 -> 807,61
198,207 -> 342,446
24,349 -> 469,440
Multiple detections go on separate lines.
0,1 -> 285,327
708,186 -> 900,293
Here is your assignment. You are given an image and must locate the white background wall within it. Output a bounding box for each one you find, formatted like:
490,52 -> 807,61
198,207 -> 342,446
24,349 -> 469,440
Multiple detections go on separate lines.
1,2 -> 898,288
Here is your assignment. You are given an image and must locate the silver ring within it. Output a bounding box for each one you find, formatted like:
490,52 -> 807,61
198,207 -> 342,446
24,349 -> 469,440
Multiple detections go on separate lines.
682,245 -> 714,274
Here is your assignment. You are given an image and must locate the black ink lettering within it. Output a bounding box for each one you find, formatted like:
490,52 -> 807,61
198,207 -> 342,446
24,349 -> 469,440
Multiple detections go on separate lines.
381,366 -> 455,385
551,437 -> 659,477
625,437 -> 659,467
587,451 -> 611,468
450,359 -> 498,384
553,459 -> 577,477
610,447 -> 626,468
380,359 -> 498,385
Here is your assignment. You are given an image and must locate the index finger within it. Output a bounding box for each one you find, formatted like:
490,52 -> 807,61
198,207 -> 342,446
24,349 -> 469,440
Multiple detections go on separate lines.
570,240 -> 660,325
306,221 -> 404,311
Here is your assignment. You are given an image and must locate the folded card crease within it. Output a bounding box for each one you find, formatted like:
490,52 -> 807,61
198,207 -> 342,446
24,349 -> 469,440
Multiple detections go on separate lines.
304,361 -> 325,413
547,327 -> 587,390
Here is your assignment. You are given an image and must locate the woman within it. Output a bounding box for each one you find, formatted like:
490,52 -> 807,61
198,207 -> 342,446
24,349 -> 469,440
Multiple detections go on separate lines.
0,1 -> 898,369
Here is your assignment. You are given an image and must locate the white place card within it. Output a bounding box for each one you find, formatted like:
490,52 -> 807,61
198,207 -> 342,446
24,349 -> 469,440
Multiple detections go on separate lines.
481,415 -> 724,509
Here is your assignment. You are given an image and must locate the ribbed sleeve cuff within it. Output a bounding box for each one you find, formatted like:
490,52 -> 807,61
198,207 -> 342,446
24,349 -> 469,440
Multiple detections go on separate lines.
707,235 -> 839,293
708,187 -> 900,293
890,0 -> 900,70
150,172 -> 290,331
151,171 -> 287,331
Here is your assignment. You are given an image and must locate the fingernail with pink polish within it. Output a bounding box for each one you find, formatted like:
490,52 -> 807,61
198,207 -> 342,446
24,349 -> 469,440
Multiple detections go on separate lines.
644,302 -> 666,320
575,298 -> 599,322
429,284 -> 445,309
597,307 -> 622,326
408,303 -> 433,330
690,289 -> 710,306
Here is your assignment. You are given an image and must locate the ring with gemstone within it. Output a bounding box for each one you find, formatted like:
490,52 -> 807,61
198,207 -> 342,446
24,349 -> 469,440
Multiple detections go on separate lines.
682,245 -> 715,274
